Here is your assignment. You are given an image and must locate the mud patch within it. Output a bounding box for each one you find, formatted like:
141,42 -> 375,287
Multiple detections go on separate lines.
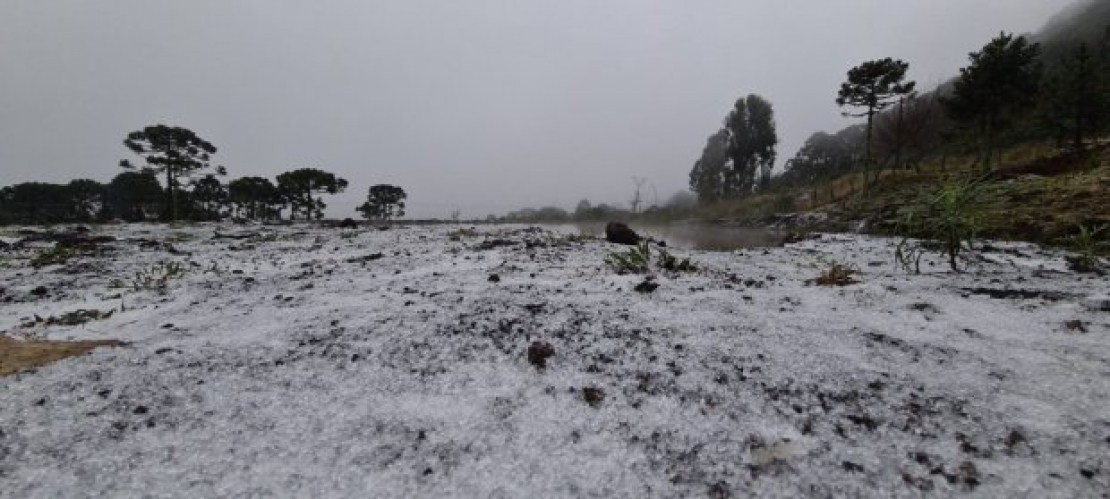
961,287 -> 1074,301
0,336 -> 125,375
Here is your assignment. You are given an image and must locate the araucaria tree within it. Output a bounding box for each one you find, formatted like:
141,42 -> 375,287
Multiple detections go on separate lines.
276,168 -> 348,220
836,58 -> 916,183
944,32 -> 1041,167
119,125 -> 223,222
357,184 -> 407,221
228,176 -> 282,220
191,174 -> 228,221
724,95 -> 778,196
106,171 -> 163,222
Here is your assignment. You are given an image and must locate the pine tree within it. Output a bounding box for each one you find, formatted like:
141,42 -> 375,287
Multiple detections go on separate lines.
943,33 -> 1041,167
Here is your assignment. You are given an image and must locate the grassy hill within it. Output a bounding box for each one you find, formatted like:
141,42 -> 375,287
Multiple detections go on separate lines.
694,1 -> 1110,253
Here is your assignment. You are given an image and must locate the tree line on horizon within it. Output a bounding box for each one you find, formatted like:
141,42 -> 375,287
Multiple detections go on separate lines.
0,125 -> 408,225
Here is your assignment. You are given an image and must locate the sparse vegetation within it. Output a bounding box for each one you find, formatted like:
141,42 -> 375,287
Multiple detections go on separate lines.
110,261 -> 188,292
166,231 -> 196,243
448,228 -> 478,241
246,233 -> 279,245
20,308 -> 115,329
605,242 -> 698,274
31,245 -> 84,268
657,248 -> 697,273
1064,224 -> 1107,274
605,242 -> 653,274
815,262 -> 860,286
549,233 -> 595,247
894,179 -> 983,272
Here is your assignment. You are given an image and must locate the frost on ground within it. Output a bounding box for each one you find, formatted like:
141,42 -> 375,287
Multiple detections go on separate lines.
0,223 -> 1108,497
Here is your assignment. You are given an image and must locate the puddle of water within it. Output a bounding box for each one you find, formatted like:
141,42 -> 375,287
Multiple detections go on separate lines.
540,222 -> 785,252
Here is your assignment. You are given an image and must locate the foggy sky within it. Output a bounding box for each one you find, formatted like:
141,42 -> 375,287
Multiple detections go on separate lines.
0,1 -> 1074,218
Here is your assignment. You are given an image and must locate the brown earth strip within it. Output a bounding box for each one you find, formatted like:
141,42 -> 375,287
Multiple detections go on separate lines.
0,336 -> 124,376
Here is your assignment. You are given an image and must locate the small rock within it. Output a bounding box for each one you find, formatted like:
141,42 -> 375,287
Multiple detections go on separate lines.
910,303 -> 939,313
30,286 -> 48,297
957,461 -> 980,488
477,239 -> 517,250
634,279 -> 659,294
582,387 -> 605,407
488,274 -> 501,283
1064,320 -> 1087,333
346,253 -> 384,264
842,461 -> 865,473
707,481 -> 732,499
527,341 -> 555,369
605,222 -> 640,245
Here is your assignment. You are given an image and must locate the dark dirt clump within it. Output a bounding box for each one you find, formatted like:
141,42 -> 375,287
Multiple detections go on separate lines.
583,387 -> 605,407
527,341 -> 555,369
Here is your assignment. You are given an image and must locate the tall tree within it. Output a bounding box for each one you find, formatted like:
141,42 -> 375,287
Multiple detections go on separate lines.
574,199 -> 593,220
781,125 -> 865,201
724,94 -> 778,196
228,176 -> 282,220
1041,42 -> 1109,149
106,171 -> 164,222
0,183 -> 72,224
943,33 -> 1042,167
66,179 -> 106,222
873,92 -> 946,172
357,184 -> 407,221
191,174 -> 228,221
119,125 -> 224,222
689,129 -> 730,203
836,58 -> 916,184
276,168 -> 348,220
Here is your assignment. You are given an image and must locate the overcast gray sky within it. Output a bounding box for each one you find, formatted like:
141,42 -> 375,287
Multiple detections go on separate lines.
0,0 -> 1074,218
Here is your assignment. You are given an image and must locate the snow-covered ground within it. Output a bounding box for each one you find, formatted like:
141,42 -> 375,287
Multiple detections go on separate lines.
1,223 -> 1107,497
